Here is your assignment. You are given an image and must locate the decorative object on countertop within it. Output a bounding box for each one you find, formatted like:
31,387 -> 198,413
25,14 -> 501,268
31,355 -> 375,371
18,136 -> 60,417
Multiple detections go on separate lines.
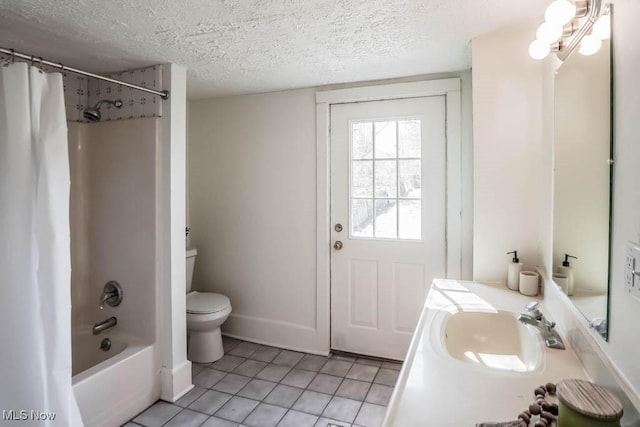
535,386 -> 558,425
557,379 -> 623,427
515,383 -> 560,427
557,253 -> 577,295
507,250 -> 524,291
478,383 -> 562,427
476,421 -> 526,427
519,271 -> 540,296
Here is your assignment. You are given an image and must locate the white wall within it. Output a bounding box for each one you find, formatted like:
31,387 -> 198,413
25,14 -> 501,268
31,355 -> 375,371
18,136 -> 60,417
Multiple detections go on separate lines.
158,64 -> 191,402
460,71 -> 474,280
607,0 -> 640,399
539,56 -> 555,284
472,26 -> 543,282
188,73 -> 473,353
68,123 -> 90,331
189,88 -> 321,351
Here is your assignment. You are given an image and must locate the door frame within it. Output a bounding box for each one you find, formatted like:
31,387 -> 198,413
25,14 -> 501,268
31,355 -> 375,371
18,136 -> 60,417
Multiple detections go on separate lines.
315,79 -> 462,352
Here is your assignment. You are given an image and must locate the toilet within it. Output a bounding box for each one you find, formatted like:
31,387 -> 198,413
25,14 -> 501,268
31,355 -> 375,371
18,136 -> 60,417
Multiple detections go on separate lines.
186,248 -> 232,363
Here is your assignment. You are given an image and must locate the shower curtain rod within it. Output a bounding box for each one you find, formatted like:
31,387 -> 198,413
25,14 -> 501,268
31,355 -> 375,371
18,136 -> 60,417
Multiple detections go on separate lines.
0,47 -> 169,100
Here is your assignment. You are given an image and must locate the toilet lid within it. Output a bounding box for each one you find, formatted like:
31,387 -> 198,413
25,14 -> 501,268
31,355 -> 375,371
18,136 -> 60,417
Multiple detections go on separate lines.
186,292 -> 230,314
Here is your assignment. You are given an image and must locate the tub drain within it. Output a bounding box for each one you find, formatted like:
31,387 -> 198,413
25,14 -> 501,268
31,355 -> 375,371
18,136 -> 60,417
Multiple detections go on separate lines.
100,338 -> 111,351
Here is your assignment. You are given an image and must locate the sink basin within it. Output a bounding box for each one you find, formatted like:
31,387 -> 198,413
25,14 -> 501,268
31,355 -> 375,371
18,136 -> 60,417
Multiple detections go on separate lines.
443,310 -> 543,372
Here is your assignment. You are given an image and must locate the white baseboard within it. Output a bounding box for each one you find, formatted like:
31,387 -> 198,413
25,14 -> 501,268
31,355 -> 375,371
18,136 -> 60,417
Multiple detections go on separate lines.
223,313 -> 329,355
160,359 -> 193,402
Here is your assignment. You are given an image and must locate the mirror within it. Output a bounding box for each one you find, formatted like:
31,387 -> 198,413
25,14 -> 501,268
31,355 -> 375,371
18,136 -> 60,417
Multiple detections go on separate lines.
552,36 -> 612,340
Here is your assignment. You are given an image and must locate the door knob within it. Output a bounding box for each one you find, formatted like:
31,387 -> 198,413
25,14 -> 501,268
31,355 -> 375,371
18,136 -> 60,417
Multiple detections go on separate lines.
333,241 -> 343,250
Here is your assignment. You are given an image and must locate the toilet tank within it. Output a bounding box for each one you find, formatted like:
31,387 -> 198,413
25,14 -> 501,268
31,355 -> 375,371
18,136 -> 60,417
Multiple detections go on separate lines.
186,248 -> 198,293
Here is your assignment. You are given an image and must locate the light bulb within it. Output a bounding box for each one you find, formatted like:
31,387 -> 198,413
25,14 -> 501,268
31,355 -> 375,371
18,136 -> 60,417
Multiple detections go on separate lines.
529,40 -> 551,60
536,22 -> 563,44
593,14 -> 611,40
545,0 -> 577,26
579,34 -> 602,55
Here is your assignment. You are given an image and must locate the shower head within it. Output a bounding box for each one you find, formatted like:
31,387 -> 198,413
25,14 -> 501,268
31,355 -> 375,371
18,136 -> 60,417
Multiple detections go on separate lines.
83,99 -> 123,122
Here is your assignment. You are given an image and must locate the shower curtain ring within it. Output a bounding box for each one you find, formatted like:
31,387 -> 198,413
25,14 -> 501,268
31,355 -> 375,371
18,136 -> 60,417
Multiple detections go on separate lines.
30,56 -> 44,73
2,49 -> 14,67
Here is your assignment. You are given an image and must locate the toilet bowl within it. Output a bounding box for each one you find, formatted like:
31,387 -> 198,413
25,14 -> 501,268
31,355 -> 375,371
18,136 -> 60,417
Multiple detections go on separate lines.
186,248 -> 232,363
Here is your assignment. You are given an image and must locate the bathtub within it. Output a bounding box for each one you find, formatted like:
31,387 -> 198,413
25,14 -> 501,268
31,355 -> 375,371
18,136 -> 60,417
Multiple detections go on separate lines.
72,331 -> 159,427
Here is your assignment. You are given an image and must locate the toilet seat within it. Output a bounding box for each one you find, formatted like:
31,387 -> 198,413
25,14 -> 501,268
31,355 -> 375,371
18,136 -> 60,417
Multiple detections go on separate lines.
187,291 -> 230,314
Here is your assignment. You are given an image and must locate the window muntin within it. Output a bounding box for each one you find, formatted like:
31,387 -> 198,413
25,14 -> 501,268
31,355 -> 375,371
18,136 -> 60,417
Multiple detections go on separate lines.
350,119 -> 422,240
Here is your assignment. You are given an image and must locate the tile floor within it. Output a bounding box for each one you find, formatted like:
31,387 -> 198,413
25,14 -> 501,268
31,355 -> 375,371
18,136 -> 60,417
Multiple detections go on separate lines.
125,337 -> 402,427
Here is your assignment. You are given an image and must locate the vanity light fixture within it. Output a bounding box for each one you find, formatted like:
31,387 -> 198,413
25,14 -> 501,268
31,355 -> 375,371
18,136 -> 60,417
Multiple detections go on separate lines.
544,0 -> 581,26
578,34 -> 603,55
592,12 -> 611,40
536,22 -> 564,44
529,0 -> 610,61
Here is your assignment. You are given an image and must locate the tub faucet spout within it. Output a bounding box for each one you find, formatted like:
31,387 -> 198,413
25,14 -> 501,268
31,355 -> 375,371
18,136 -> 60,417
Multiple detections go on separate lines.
93,317 -> 117,335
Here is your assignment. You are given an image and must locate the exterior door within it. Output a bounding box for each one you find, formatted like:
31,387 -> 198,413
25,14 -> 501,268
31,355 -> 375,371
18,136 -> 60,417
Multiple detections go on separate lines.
330,96 -> 446,360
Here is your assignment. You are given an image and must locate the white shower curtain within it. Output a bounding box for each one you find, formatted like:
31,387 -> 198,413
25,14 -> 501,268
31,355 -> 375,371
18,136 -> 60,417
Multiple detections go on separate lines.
0,63 -> 83,426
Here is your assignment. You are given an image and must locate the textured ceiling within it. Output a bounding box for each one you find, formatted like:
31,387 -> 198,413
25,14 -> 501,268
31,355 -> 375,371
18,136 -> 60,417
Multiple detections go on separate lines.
0,0 -> 545,99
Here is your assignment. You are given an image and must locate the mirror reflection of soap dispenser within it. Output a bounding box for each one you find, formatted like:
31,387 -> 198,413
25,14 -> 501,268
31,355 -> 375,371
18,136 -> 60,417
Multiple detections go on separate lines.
507,251 -> 523,291
557,254 -> 577,296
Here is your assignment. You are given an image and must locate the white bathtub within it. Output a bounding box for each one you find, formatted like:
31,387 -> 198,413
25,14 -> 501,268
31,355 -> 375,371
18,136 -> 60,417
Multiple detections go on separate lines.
72,331 -> 128,376
72,331 -> 159,427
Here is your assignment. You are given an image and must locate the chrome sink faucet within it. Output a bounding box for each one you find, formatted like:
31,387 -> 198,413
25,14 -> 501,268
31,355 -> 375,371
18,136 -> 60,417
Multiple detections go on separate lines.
93,316 -> 117,335
518,302 -> 565,350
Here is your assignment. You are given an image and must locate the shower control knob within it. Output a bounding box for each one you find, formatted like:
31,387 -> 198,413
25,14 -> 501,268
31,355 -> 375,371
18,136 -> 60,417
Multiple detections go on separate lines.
99,281 -> 123,309
333,241 -> 343,250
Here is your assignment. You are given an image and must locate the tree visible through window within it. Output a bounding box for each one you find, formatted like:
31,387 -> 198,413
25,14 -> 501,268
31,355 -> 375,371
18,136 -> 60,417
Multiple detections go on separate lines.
350,119 -> 422,240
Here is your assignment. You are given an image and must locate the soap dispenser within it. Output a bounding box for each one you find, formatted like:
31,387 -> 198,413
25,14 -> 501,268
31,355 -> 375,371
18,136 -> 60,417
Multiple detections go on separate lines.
507,251 -> 523,291
557,254 -> 577,296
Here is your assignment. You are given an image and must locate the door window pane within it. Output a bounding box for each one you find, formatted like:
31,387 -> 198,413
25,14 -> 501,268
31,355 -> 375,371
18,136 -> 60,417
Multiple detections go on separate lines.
352,199 -> 373,237
374,160 -> 397,198
399,160 -> 421,198
374,121 -> 397,159
352,122 -> 373,159
375,200 -> 397,238
352,161 -> 373,197
349,118 -> 422,240
399,200 -> 421,239
398,120 -> 421,158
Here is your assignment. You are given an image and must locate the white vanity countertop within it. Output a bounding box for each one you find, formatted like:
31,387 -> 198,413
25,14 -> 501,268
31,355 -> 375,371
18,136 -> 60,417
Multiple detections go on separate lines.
384,279 -> 589,426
